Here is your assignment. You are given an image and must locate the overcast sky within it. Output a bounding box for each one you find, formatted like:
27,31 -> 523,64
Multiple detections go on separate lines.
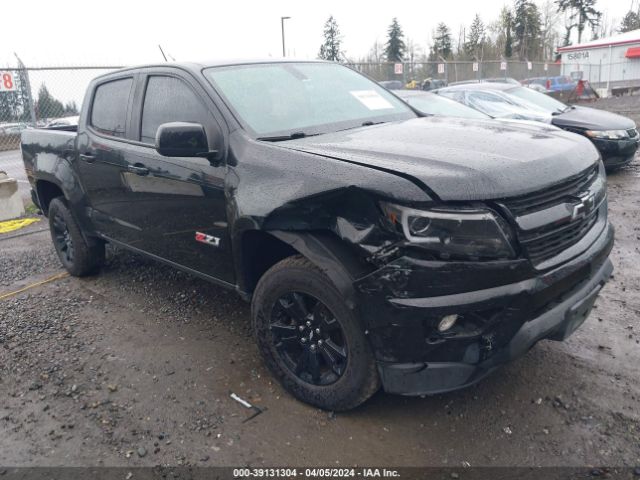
1,0 -> 631,67
0,0 -> 630,108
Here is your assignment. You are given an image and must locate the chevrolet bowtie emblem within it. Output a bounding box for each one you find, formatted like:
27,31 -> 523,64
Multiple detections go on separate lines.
571,192 -> 596,221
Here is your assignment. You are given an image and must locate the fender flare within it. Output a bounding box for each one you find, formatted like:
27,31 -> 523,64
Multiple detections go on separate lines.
270,230 -> 368,311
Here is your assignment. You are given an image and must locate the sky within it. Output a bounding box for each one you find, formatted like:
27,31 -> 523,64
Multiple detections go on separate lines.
0,0 -> 631,107
1,0 -> 632,67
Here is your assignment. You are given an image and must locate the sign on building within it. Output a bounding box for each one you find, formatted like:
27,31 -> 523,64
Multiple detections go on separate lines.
438,63 -> 445,74
567,51 -> 590,61
394,63 -> 403,75
0,72 -> 17,92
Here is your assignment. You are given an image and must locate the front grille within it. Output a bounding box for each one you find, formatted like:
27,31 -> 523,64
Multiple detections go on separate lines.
503,165 -> 598,217
501,165 -> 601,265
519,209 -> 598,264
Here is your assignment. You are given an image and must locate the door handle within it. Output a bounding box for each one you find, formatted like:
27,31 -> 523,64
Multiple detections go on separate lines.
80,153 -> 96,163
127,163 -> 149,176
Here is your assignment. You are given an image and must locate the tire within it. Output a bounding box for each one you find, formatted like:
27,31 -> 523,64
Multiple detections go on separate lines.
48,197 -> 105,276
252,255 -> 380,410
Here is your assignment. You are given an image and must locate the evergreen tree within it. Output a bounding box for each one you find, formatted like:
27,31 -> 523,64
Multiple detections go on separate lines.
513,0 -> 542,59
465,14 -> 486,58
431,22 -> 453,60
556,0 -> 602,43
504,10 -> 514,57
384,18 -> 406,62
64,101 -> 79,116
36,84 -> 64,119
318,16 -> 342,61
619,9 -> 640,33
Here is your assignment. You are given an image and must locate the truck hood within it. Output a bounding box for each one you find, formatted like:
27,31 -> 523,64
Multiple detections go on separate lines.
552,105 -> 636,131
282,117 -> 599,201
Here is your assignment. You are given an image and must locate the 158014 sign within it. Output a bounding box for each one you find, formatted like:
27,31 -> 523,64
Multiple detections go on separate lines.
567,51 -> 590,61
0,72 -> 17,92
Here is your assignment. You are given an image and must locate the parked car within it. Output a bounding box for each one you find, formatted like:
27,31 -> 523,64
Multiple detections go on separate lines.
449,77 -> 520,86
378,80 -> 403,90
421,78 -> 447,91
395,90 -> 561,131
526,83 -> 552,94
46,116 -> 79,129
438,83 -> 639,170
436,85 -> 553,124
394,90 -> 489,119
0,122 -> 28,135
523,75 -> 576,93
22,60 -> 613,410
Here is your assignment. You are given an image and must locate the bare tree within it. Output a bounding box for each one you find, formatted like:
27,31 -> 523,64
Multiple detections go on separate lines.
540,0 -> 562,59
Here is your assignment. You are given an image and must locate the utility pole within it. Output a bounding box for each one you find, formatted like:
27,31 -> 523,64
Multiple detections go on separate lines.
281,16 -> 291,57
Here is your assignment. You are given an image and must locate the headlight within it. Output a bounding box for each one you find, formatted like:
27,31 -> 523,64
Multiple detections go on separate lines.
585,129 -> 629,140
380,203 -> 516,260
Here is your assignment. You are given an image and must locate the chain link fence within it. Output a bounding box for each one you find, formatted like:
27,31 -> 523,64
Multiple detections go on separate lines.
0,66 -> 121,151
346,60 -> 563,85
2,60 -> 640,153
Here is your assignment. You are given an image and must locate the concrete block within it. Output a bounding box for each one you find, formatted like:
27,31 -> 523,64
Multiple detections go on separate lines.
0,171 -> 25,221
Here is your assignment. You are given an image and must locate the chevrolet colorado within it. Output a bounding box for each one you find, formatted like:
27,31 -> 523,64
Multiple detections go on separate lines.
21,60 -> 614,410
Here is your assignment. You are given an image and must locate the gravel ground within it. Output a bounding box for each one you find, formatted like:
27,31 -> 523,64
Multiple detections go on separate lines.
0,99 -> 639,468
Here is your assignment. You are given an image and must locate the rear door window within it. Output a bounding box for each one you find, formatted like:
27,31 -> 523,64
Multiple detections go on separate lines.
90,78 -> 133,138
140,76 -> 210,144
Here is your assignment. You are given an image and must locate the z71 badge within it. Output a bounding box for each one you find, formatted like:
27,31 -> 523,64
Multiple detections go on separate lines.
195,232 -> 220,247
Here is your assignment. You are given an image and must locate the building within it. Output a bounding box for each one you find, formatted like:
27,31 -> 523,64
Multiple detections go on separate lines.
558,29 -> 640,91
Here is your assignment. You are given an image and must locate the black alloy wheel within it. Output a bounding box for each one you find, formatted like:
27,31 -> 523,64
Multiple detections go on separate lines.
270,291 -> 348,386
52,212 -> 75,264
47,197 -> 105,277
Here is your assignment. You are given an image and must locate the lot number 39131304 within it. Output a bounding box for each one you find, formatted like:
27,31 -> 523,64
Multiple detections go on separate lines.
0,72 -> 17,92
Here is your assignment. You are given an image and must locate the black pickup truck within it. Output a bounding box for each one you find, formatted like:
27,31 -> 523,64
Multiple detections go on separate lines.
22,60 -> 614,410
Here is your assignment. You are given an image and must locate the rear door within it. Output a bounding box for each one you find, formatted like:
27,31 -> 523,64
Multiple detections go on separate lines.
76,75 -> 137,243
119,69 -> 234,283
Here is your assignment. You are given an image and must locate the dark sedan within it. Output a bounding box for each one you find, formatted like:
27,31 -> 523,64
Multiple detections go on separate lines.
437,83 -> 639,170
394,90 -> 488,119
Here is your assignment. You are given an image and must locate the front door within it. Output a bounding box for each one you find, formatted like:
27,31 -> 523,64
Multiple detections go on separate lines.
118,73 -> 234,284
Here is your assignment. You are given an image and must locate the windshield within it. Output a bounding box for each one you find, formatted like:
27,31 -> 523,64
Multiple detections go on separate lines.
463,91 -> 529,118
402,94 -> 488,119
204,63 -> 415,138
506,86 -> 567,113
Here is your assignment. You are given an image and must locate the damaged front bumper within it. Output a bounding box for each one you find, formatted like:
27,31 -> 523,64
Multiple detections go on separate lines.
354,222 -> 614,396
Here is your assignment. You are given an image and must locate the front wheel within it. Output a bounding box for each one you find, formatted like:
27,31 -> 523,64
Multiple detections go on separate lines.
252,256 -> 380,410
48,197 -> 105,276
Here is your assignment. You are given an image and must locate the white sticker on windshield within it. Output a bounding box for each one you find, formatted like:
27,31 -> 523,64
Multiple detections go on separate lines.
350,90 -> 394,110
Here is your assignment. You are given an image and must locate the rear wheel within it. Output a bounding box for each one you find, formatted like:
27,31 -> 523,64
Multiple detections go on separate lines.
252,255 -> 379,410
48,197 -> 105,276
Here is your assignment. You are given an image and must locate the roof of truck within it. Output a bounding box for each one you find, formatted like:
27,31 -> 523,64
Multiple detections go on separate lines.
93,59 -> 331,81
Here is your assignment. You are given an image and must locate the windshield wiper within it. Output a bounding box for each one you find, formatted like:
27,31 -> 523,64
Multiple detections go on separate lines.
257,131 -> 320,142
336,120 -> 388,133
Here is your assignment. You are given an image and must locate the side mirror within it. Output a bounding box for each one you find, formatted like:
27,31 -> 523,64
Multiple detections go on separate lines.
155,122 -> 218,160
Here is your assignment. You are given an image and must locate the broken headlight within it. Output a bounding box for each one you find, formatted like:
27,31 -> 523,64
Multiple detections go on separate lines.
381,203 -> 516,260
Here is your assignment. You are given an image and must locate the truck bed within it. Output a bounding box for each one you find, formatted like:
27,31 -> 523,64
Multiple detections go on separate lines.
20,128 -> 78,199
21,128 -> 77,175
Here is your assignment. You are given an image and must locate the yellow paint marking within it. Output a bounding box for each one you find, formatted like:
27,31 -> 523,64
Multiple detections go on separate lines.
0,217 -> 41,234
0,272 -> 69,301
